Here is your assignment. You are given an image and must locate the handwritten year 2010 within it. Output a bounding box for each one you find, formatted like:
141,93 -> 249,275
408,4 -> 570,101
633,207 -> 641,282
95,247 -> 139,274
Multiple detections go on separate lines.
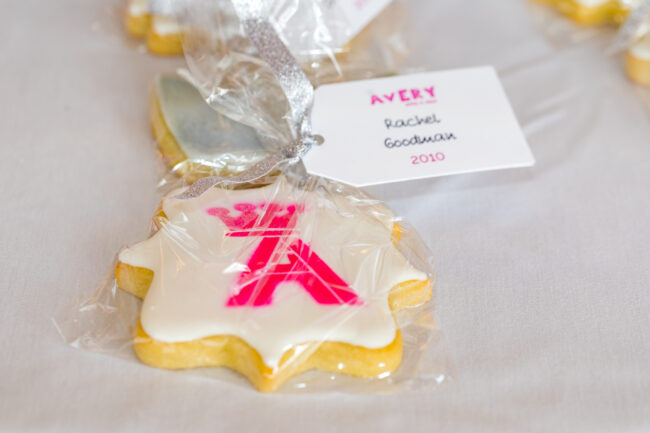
411,153 -> 446,165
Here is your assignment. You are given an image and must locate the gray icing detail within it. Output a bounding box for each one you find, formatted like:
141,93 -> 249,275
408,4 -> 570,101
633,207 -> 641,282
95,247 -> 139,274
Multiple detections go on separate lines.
156,75 -> 266,161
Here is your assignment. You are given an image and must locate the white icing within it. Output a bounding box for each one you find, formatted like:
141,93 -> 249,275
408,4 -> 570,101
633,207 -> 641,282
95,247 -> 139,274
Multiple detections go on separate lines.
151,15 -> 181,35
630,31 -> 650,60
119,177 -> 428,369
574,0 -> 611,7
619,0 -> 644,9
127,0 -> 178,19
128,0 -> 148,17
574,0 -> 641,8
149,0 -> 176,16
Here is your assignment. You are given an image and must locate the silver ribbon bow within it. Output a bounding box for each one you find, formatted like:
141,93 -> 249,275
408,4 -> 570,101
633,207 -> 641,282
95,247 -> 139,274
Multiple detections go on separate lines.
177,0 -> 317,199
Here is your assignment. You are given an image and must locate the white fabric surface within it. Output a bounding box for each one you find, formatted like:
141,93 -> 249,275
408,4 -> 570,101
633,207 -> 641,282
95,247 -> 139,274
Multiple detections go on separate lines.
1,0 -> 649,432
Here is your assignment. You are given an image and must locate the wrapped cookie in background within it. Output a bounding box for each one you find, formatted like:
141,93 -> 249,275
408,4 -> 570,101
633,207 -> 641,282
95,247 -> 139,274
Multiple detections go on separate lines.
527,0 -> 625,46
612,2 -> 650,86
138,0 -> 411,180
528,0 -> 650,101
149,73 -> 270,182
57,0 -> 448,393
531,0 -> 639,29
122,0 -> 409,78
173,0 -> 410,122
173,0 -> 409,85
625,29 -> 650,87
123,0 -> 194,55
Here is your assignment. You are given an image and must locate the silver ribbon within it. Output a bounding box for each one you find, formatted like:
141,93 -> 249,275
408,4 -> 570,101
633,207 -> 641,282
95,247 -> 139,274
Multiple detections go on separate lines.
177,0 -> 317,199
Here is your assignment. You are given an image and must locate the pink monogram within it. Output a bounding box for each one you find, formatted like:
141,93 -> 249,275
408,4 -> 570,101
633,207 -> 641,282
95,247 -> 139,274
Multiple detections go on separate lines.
207,202 -> 362,307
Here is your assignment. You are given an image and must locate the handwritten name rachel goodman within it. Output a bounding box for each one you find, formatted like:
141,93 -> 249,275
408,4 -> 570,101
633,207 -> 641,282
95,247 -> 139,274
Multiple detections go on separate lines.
384,112 -> 457,149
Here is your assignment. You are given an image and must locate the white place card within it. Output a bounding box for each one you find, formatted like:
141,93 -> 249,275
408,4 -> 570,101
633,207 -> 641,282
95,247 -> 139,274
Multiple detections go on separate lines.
304,66 -> 535,187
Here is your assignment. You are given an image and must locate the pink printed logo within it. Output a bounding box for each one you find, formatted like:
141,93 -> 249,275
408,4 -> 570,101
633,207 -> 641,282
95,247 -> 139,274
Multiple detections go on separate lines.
207,202 -> 362,307
370,86 -> 436,107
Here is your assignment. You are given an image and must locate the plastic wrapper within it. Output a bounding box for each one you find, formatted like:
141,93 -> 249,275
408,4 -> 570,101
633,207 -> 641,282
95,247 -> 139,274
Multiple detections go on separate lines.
175,0 -> 408,83
140,0 -> 411,180
527,0 -> 635,47
528,1 -> 607,47
531,0 -> 638,28
149,73 -> 270,181
122,0 -> 409,77
57,166 -> 445,392
58,0 -> 446,393
528,0 -> 650,92
174,0 -> 409,145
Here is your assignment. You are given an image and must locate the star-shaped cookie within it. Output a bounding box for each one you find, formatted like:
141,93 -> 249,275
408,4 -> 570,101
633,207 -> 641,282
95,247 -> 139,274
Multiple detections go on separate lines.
125,0 -> 183,55
116,176 -> 433,392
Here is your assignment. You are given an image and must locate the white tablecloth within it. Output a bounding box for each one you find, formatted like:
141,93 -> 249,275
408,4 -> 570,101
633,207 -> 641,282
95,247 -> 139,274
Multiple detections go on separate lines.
1,1 -> 649,432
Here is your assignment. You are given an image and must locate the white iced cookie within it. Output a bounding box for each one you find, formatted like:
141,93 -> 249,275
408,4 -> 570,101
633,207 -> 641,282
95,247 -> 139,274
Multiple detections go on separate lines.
124,0 -> 183,55
115,176 -> 433,392
626,29 -> 650,86
124,0 -> 149,37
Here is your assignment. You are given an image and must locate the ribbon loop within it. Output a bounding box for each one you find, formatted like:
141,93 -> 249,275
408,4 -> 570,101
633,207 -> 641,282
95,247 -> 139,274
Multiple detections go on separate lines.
177,0 -> 317,198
